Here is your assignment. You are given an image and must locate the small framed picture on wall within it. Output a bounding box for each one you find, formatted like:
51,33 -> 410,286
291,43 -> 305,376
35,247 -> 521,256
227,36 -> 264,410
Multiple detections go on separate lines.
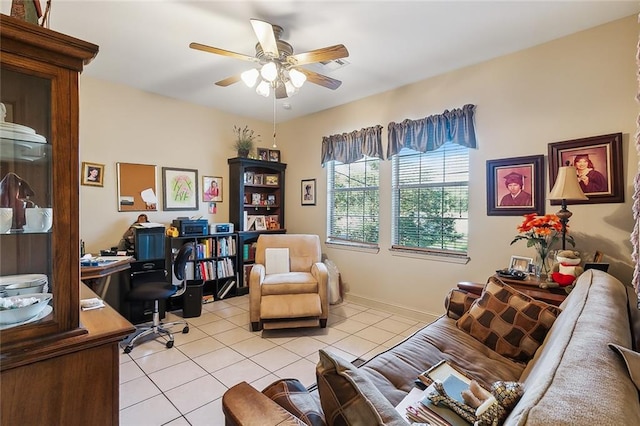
301,179 -> 316,206
81,162 -> 105,187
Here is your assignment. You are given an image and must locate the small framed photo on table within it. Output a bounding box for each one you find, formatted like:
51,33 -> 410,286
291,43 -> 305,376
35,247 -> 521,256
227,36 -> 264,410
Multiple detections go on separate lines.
509,255 -> 533,273
81,162 -> 105,187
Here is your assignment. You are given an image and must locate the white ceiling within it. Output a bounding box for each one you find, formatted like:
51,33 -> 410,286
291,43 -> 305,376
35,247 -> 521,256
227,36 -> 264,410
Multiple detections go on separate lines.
5,1 -> 638,123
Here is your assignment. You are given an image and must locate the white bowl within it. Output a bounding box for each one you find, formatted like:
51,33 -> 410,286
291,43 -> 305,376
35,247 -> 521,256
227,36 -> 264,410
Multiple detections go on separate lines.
3,282 -> 46,296
0,293 -> 53,325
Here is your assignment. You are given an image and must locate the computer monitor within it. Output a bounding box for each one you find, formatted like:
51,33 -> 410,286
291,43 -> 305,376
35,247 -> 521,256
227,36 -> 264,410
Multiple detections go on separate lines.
132,226 -> 165,261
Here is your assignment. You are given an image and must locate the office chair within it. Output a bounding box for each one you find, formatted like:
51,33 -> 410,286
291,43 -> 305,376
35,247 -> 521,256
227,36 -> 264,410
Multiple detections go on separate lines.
122,242 -> 194,354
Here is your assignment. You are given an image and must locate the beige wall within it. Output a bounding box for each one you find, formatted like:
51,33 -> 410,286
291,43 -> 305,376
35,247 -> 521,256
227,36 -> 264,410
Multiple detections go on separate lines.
80,16 -> 638,318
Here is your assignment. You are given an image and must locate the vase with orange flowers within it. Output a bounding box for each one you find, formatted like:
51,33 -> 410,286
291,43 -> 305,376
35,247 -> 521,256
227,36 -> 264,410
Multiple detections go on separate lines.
510,213 -> 574,279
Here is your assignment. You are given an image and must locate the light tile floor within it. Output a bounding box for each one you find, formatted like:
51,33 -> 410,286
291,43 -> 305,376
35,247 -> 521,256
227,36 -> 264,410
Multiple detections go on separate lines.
119,295 -> 428,425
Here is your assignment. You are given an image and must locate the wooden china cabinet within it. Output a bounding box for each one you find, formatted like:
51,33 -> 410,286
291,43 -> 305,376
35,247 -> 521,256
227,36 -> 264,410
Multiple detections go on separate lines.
0,15 -> 134,425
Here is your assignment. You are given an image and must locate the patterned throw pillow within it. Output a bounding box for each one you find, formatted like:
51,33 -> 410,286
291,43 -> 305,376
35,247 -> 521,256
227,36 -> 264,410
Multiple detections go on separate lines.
262,378 -> 326,426
444,288 -> 478,320
316,350 -> 408,426
456,277 -> 562,362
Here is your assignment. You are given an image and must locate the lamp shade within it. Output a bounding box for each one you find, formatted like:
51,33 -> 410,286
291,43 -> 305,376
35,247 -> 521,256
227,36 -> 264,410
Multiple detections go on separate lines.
241,68 -> 259,87
549,166 -> 589,200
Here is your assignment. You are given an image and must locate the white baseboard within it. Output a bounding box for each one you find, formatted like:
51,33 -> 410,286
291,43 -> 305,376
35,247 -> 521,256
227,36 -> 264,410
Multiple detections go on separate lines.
342,292 -> 440,324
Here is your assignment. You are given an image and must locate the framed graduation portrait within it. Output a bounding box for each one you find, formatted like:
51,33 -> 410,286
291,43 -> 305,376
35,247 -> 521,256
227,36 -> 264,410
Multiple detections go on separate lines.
486,155 -> 545,216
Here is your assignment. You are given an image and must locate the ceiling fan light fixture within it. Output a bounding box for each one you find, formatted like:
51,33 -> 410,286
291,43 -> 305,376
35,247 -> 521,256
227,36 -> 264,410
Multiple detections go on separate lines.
256,80 -> 271,97
284,80 -> 298,97
260,62 -> 278,82
241,68 -> 259,87
289,68 -> 306,88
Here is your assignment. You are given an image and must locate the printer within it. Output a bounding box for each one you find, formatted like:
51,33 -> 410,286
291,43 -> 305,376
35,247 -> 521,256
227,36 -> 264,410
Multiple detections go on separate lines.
171,219 -> 209,236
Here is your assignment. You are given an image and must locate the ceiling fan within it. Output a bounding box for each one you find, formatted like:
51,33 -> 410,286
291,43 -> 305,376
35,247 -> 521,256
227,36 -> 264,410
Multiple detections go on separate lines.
189,19 -> 349,99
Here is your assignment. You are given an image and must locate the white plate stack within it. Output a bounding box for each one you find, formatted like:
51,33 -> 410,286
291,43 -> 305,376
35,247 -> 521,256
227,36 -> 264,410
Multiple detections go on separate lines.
0,274 -> 49,296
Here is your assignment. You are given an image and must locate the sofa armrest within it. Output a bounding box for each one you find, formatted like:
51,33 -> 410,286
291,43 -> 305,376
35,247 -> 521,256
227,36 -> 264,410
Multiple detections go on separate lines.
222,382 -> 306,426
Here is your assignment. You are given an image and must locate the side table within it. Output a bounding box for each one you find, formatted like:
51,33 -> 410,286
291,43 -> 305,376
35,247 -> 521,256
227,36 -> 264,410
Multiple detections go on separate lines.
458,274 -> 567,306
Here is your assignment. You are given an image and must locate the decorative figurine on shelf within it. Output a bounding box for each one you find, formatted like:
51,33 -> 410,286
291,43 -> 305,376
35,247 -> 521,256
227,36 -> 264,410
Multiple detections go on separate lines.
0,172 -> 36,230
541,250 -> 584,294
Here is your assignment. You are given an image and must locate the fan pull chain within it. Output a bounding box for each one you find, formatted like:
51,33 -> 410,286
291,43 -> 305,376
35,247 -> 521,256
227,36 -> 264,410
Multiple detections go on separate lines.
272,91 -> 277,148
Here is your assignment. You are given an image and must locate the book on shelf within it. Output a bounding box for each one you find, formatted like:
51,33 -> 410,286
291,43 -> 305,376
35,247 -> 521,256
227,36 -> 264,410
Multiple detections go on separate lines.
217,278 -> 236,299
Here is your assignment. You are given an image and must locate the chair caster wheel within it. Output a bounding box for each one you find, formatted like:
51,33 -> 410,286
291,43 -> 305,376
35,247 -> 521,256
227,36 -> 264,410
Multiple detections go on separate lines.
166,340 -> 174,349
123,345 -> 132,354
182,326 -> 189,334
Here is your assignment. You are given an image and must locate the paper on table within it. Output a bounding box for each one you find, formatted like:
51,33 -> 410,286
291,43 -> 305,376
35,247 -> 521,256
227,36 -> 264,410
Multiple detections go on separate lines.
80,298 -> 105,311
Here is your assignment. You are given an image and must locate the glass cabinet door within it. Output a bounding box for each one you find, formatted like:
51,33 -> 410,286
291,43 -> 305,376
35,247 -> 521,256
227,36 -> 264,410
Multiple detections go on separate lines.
0,67 -> 55,332
0,16 -> 97,350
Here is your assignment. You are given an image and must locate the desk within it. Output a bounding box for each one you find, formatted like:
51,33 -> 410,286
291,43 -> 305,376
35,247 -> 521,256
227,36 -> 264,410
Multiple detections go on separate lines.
458,274 -> 567,306
81,256 -> 132,299
1,284 -> 134,425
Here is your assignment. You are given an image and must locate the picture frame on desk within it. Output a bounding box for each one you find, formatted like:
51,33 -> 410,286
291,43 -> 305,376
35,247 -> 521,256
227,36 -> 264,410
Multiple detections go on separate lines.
548,132 -> 623,204
509,255 -> 533,273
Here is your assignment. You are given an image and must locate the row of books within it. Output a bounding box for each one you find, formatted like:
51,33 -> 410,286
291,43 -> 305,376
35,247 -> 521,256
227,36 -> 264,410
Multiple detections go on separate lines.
192,258 -> 236,281
195,237 -> 236,259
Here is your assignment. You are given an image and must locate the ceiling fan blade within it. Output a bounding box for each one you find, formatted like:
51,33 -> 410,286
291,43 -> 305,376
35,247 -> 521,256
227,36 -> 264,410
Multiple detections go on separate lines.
189,42 -> 258,62
287,44 -> 349,66
296,68 -> 342,90
215,75 -> 242,87
250,18 -> 279,58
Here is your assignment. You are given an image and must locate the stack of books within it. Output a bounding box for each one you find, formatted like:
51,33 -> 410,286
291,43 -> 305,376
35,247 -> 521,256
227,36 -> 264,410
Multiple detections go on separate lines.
395,360 -> 479,426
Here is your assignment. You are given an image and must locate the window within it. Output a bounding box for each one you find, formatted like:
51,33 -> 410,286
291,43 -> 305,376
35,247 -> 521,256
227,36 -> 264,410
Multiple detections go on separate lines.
392,142 -> 469,255
327,157 -> 379,246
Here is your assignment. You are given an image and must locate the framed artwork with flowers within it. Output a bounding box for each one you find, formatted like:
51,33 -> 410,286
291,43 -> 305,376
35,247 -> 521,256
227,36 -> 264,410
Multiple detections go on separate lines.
162,167 -> 199,211
486,155 -> 545,216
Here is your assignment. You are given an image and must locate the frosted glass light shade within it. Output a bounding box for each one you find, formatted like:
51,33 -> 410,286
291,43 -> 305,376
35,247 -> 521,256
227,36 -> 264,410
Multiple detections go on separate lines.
241,68 -> 259,87
260,62 -> 278,82
549,166 -> 589,200
256,80 -> 271,97
285,81 -> 298,97
289,68 -> 306,88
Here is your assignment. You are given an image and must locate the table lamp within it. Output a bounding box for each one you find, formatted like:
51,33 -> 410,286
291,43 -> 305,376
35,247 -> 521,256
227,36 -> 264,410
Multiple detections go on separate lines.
549,164 -> 588,249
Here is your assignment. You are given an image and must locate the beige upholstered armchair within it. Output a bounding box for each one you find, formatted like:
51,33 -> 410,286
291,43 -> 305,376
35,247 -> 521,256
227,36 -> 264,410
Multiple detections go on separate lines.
249,234 -> 329,331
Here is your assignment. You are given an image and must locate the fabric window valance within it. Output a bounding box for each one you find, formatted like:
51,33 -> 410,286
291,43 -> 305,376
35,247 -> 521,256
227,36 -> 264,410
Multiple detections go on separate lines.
387,104 -> 477,157
321,125 -> 383,165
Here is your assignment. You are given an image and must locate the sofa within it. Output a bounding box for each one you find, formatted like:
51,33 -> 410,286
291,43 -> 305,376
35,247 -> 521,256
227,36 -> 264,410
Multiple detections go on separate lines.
222,270 -> 640,425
